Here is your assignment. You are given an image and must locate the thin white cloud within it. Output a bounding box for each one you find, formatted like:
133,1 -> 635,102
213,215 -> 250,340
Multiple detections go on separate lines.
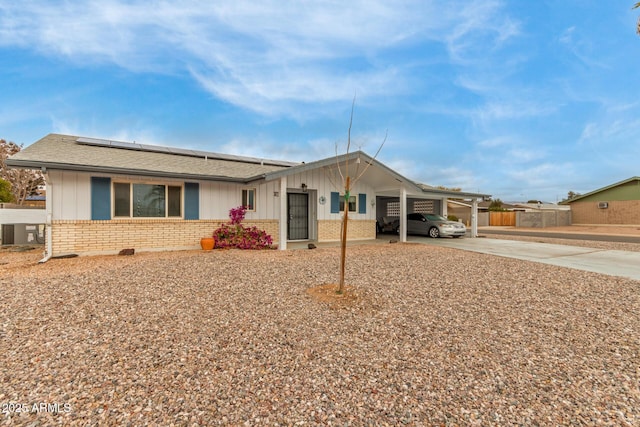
493,162 -> 579,202
507,163 -> 565,186
431,166 -> 483,192
477,136 -> 512,148
216,137 -> 336,164
558,25 -> 609,69
49,115 -> 162,146
506,147 -> 546,163
0,0 -> 515,116
475,100 -> 556,122
579,101 -> 640,146
445,0 -> 521,64
578,111 -> 640,175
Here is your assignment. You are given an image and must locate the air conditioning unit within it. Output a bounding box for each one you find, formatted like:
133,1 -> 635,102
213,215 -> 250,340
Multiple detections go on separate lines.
597,202 -> 608,209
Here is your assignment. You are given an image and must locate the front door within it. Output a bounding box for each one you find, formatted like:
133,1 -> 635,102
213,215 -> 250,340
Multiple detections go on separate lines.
287,193 -> 309,240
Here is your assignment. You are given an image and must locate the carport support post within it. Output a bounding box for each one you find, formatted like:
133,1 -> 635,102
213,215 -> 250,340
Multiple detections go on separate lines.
279,177 -> 287,250
471,198 -> 478,238
399,187 -> 407,242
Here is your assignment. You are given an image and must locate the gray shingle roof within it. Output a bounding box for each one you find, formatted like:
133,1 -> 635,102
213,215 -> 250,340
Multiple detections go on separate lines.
7,134 -> 296,182
8,134 -> 492,200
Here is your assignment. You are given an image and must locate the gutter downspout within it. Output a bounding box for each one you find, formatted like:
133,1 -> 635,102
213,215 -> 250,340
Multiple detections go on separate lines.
39,168 -> 52,263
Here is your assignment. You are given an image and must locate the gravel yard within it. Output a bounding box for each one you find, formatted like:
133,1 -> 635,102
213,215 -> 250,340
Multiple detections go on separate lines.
1,241 -> 639,426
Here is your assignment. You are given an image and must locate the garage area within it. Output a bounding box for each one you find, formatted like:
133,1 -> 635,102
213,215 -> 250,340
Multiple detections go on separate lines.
374,186 -> 489,241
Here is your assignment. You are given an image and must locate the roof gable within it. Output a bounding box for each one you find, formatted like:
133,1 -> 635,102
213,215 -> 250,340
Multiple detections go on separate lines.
562,176 -> 640,203
264,150 -> 489,199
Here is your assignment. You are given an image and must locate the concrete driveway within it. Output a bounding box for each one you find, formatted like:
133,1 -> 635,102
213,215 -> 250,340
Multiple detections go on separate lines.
412,236 -> 640,281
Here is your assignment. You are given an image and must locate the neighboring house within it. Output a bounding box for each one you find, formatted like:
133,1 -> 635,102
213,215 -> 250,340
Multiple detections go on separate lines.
561,176 -> 640,225
7,134 -> 489,257
24,195 -> 46,208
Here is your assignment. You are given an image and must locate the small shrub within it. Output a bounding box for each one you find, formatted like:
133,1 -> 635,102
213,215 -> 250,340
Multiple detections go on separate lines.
213,206 -> 273,249
447,214 -> 459,222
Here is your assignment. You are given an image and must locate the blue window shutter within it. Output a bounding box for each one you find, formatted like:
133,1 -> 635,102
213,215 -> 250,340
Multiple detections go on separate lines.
330,192 -> 340,214
184,182 -> 199,220
91,177 -> 111,220
358,193 -> 367,214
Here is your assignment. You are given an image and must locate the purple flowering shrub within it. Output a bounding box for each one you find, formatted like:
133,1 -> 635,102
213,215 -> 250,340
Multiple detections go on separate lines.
228,206 -> 246,225
213,206 -> 273,249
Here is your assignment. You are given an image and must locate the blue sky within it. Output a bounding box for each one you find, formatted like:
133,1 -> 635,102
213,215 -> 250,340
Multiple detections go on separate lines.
1,1 -> 639,202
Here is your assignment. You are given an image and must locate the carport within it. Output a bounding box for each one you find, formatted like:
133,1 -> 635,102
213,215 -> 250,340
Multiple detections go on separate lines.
327,152 -> 490,242
374,184 -> 489,242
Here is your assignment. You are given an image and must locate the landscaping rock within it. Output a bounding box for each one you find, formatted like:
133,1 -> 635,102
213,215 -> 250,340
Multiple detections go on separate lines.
1,241 -> 639,425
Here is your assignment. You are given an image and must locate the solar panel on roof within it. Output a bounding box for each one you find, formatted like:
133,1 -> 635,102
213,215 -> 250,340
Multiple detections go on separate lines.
139,144 -> 171,153
75,136 -> 299,167
167,147 -> 198,156
77,137 -> 107,145
109,140 -> 138,149
190,149 -> 212,157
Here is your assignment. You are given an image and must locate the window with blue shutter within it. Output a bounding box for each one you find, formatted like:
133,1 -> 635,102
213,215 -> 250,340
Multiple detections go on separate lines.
184,182 -> 199,220
330,192 -> 340,214
358,193 -> 367,214
91,177 -> 111,220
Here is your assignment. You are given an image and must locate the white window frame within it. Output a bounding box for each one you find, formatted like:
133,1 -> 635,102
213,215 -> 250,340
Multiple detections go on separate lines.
242,188 -> 256,211
339,194 -> 357,213
113,181 -> 183,218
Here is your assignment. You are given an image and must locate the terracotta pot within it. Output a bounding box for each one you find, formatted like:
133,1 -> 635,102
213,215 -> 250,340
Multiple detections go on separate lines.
200,237 -> 215,250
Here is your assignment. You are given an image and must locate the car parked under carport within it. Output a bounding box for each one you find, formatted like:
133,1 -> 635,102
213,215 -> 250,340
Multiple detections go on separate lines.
393,213 -> 466,238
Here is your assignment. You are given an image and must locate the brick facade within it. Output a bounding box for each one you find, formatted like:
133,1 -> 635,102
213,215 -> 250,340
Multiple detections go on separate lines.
51,219 -> 279,256
318,219 -> 376,241
50,219 -> 377,255
570,200 -> 640,225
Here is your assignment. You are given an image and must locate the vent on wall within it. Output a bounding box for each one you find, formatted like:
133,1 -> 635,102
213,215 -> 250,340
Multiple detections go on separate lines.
597,202 -> 609,209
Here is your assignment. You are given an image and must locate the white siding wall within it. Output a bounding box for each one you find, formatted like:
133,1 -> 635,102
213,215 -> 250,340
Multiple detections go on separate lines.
49,170 -> 92,220
49,170 -> 281,221
283,169 -> 376,221
200,180 -> 280,220
48,168 -> 376,222
200,181 -> 238,219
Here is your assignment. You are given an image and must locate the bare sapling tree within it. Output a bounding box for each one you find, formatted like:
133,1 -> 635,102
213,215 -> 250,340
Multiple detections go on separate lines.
326,98 -> 386,294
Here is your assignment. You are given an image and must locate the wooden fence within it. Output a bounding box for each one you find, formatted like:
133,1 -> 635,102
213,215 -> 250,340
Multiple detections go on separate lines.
489,211 -> 516,226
